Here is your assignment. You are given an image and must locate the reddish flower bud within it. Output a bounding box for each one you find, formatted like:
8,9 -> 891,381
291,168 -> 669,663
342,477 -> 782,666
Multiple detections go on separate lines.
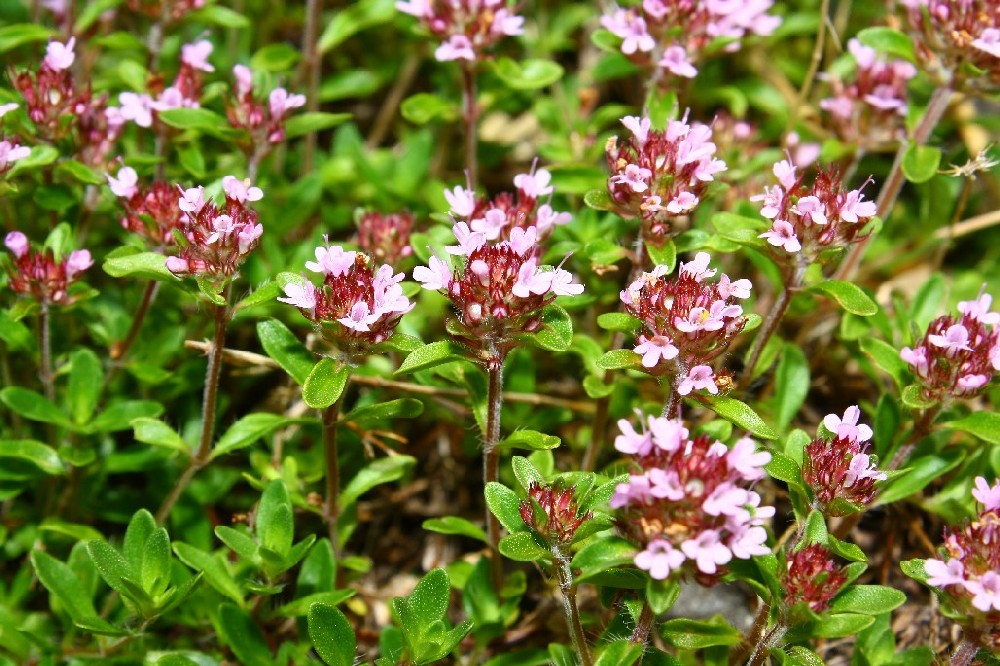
784,544 -> 847,614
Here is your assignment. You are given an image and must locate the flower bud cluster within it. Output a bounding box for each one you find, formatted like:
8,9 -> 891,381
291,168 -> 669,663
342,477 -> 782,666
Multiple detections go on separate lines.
413,219 -> 583,369
755,159 -> 877,261
519,482 -> 593,546
107,40 -> 214,131
13,39 -> 98,144
395,0 -> 524,63
279,244 -> 414,352
611,415 -> 773,582
445,167 -> 571,249
226,64 -> 306,150
164,176 -> 263,281
126,0 -> 204,21
784,544 -> 847,613
900,292 -> 1000,401
600,1 -> 780,80
357,210 -> 415,265
107,166 -> 185,245
820,39 -> 916,147
605,113 -> 727,242
802,406 -> 886,516
3,231 -> 92,306
898,0 -> 999,92
621,252 -> 750,392
925,477 -> 1000,650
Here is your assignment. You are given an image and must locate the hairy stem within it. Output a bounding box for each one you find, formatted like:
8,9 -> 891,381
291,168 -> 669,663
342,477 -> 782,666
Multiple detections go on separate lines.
888,406 -> 939,471
155,291 -> 230,524
461,63 -> 478,190
484,364 -> 504,592
629,601 -> 654,645
730,601 -> 771,665
662,360 -> 689,419
301,0 -> 323,175
747,622 -> 787,666
835,85 -> 953,281
744,261 -> 806,380
553,545 -> 593,666
950,637 -> 980,666
322,378 -> 350,563
38,303 -> 55,402
111,281 -> 159,362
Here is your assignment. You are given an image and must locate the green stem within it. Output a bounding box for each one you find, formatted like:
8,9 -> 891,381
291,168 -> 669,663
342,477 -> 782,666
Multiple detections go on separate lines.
322,377 -> 350,565
888,406 -> 939,471
461,62 -> 478,190
484,364 -> 504,592
301,0 -> 323,175
155,290 -> 230,524
38,303 -> 55,403
744,261 -> 806,380
553,545 -> 593,666
629,601 -> 654,646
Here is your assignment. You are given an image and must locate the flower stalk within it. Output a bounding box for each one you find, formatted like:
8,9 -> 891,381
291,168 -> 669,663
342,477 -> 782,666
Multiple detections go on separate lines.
553,544 -> 593,666
484,363 -> 504,592
322,377 -> 351,562
743,260 -> 806,380
461,62 -> 478,190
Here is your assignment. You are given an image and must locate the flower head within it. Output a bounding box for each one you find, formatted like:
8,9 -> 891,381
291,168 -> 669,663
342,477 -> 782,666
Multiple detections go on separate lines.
398,0 -> 524,63
4,231 -> 92,305
803,407 -> 885,515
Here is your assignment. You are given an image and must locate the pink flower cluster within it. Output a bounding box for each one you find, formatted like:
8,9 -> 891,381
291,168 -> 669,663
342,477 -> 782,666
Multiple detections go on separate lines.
899,0 -> 999,92
164,176 -> 264,281
396,0 -> 524,62
900,292 -> 1000,401
413,214 -> 583,369
357,210 -> 415,265
605,113 -> 726,242
600,0 -> 780,80
802,406 -> 886,516
4,231 -> 92,306
107,40 -> 214,131
925,477 -> 1000,650
107,166 -> 185,245
820,38 -> 916,147
611,415 -> 773,582
755,159 -> 877,260
125,0 -> 204,21
621,252 -> 750,393
226,64 -> 306,151
444,166 -> 571,249
279,243 -> 413,350
784,544 -> 847,613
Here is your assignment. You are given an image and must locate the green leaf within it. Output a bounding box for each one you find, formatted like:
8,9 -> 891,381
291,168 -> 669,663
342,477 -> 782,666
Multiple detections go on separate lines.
596,349 -> 644,371
140,528 -> 172,597
572,536 -> 639,581
808,281 -> 878,316
511,456 -> 545,493
257,480 -> 294,558
774,345 -> 808,432
532,304 -> 574,352
484,482 -> 526,533
830,585 -> 906,615
257,319 -> 315,385
124,509 -> 155,571
276,590 -> 355,617
56,160 -> 103,185
498,430 -> 561,451
172,542 -> 244,605
765,451 -> 803,490
31,550 -> 120,634
339,456 -> 416,507
213,413 -> 306,459
860,337 -> 908,388
88,400 -> 163,432
103,249 -> 176,281
583,374 -> 615,398
900,558 -> 928,584
318,0 -> 394,53
946,412 -> 1000,445
790,613 -> 875,639
878,449 -> 962,504
646,578 -> 680,615
408,568 -> 450,624
158,107 -> 229,132
233,281 -> 280,313
217,603 -> 275,666
901,142 -> 941,184
303,358 -> 350,409
308,603 -> 356,666
801,510 -> 828,547
659,617 -> 742,649
401,93 -> 458,125
492,58 -> 564,90
215,526 -> 259,561
197,278 -> 227,306
422,516 -> 488,543
8,145 -> 59,176
395,341 -> 467,375
0,439 -> 65,475
87,538 -> 152,607
901,384 -> 937,410
597,313 -> 642,332
698,395 -> 777,439
595,641 -> 643,666
131,418 -> 189,453
342,398 -> 423,425
499,532 -> 550,562
0,387 -> 71,427
857,26 -> 917,63
583,189 -> 616,212
646,240 -> 677,272
188,5 -> 250,27
0,24 -> 55,54
285,112 -> 353,139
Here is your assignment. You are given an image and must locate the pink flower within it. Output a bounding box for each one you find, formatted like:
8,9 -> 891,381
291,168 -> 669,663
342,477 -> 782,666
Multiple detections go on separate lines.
470,209 -> 507,241
754,185 -> 784,219
823,405 -> 873,442
615,419 -> 653,456
703,484 -> 751,517
535,205 -> 572,234
621,115 -> 651,144
925,558 -> 966,589
648,468 -> 685,500
972,477 -> 1000,511
338,301 -> 381,332
181,40 -> 215,72
793,195 -> 828,225
149,86 -> 189,112
958,374 -> 988,390
237,223 -> 263,253
178,186 -> 207,215
839,188 -> 877,222
549,268 -> 584,296
681,529 -> 732,574
958,293 -> 1000,325
278,281 -> 317,310
660,45 -> 697,78
971,28 -> 1000,58
602,10 -> 655,54
395,0 -> 430,17
760,220 -> 801,252
648,417 -> 688,452
444,185 -> 477,218
491,8 -> 524,36
900,345 -> 928,373
677,365 -> 717,395
107,166 -> 138,198
718,274 -> 752,300
634,334 -> 679,367
635,539 -> 686,580
306,245 -> 357,277
610,474 -> 653,508
507,226 -> 537,256
44,37 -> 75,71
165,256 -> 190,274
222,176 -> 263,204
967,572 -> 1000,612
269,87 -> 306,118
773,159 -> 797,189
413,255 -> 453,291
513,168 -> 554,198
4,231 -> 28,258
435,34 -> 475,62
118,92 -> 153,128
665,191 -> 699,214
512,258 -> 552,298
445,221 -> 486,256
848,37 -> 877,68
0,140 -> 31,170
844,453 -> 886,487
680,252 -> 716,282
609,163 -> 651,193
0,103 -> 17,118
64,250 -> 92,279
928,324 -> 972,354
727,438 -> 771,481
233,64 -> 253,97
